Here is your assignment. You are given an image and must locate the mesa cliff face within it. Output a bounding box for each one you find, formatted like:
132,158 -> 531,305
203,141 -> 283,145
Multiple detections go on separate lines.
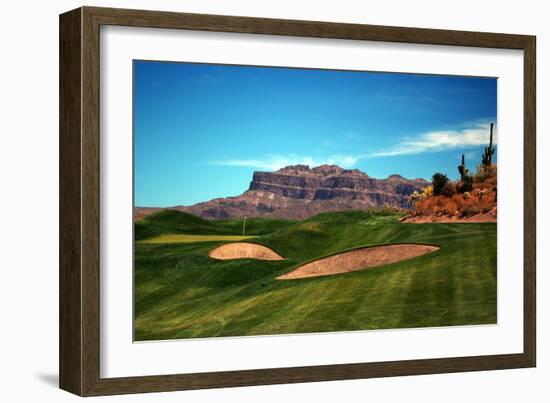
135,164 -> 429,221
248,165 -> 424,204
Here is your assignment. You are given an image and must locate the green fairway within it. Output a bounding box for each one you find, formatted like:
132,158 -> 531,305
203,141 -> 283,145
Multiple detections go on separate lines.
139,234 -> 255,244
135,210 -> 295,240
134,209 -> 497,341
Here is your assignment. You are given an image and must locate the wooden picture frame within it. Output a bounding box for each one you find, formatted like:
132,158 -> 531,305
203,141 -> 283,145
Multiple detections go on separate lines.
59,6 -> 536,396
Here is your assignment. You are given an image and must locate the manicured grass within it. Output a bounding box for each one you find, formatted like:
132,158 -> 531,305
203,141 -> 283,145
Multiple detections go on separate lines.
134,210 -> 496,341
135,210 -> 297,240
139,234 -> 255,244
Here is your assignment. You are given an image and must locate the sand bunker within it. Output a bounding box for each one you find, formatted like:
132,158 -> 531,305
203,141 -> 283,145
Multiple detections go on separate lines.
209,242 -> 285,261
277,244 -> 439,280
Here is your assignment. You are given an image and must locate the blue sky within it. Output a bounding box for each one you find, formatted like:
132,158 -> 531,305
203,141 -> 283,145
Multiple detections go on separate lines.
134,61 -> 497,207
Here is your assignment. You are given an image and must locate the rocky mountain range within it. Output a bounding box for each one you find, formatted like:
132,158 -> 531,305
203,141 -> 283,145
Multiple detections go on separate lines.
135,164 -> 429,221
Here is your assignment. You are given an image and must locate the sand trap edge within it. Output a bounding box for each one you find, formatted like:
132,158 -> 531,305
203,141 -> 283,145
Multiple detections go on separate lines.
277,243 -> 439,280
209,242 -> 285,261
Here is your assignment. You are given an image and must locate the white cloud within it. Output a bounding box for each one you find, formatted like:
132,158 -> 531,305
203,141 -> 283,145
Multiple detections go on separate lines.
369,122 -> 497,157
208,122 -> 496,171
210,154 -> 361,171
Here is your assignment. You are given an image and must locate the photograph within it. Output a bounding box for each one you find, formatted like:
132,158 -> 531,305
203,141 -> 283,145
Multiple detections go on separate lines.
133,60 -> 498,342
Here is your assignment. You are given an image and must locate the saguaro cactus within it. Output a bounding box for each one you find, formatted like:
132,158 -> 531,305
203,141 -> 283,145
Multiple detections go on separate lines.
482,123 -> 495,167
458,154 -> 469,179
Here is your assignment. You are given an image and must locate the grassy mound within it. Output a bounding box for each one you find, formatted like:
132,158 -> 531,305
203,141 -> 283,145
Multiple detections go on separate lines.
139,234 -> 255,244
136,209 -> 296,241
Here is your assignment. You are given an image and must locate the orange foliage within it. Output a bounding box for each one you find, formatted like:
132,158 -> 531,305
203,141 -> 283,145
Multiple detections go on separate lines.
461,197 -> 481,215
443,199 -> 458,215
484,175 -> 497,186
414,175 -> 496,218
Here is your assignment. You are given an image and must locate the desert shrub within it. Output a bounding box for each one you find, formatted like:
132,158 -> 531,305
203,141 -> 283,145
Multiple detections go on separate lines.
458,175 -> 473,193
421,185 -> 433,198
441,181 -> 457,197
474,163 -> 497,183
461,197 -> 481,216
425,196 -> 437,210
411,191 -> 422,206
442,199 -> 458,215
415,195 -> 438,214
452,194 -> 465,210
480,191 -> 496,212
432,173 -> 449,195
432,195 -> 450,215
484,175 -> 497,186
474,180 -> 493,192
414,198 -> 428,214
474,188 -> 491,202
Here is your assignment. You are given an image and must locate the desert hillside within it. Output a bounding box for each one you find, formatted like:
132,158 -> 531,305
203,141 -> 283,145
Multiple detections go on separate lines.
404,124 -> 497,223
